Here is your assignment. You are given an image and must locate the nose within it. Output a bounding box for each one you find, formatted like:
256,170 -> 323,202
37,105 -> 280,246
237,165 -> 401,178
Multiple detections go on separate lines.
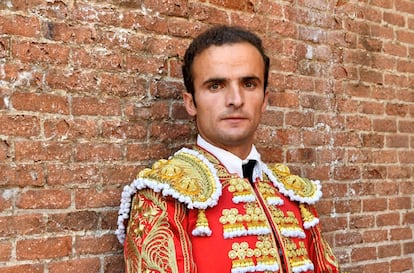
226,83 -> 243,108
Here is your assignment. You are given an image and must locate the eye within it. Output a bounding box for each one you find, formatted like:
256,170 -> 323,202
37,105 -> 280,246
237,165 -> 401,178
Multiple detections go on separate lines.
208,81 -> 224,91
244,79 -> 258,89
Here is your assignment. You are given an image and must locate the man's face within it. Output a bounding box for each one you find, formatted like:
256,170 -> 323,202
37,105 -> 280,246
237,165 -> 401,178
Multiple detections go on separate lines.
183,42 -> 268,158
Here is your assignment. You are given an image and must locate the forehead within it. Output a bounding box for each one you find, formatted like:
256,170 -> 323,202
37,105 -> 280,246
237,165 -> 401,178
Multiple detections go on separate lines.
191,43 -> 265,81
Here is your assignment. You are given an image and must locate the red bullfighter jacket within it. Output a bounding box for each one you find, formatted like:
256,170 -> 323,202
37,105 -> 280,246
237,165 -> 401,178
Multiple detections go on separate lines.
116,146 -> 340,273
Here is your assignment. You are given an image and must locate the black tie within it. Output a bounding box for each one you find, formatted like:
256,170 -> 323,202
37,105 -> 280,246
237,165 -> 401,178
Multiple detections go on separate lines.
242,160 -> 256,183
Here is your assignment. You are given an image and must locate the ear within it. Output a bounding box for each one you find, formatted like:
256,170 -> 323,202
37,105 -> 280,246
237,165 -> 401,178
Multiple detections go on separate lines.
183,92 -> 197,116
261,91 -> 269,113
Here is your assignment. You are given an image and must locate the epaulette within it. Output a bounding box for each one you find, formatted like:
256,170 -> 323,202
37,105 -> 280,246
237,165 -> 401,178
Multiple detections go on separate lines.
116,148 -> 222,243
265,163 -> 322,205
135,148 -> 222,209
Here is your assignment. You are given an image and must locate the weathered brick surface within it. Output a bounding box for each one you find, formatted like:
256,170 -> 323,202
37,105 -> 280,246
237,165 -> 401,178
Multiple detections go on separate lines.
0,1 -> 412,272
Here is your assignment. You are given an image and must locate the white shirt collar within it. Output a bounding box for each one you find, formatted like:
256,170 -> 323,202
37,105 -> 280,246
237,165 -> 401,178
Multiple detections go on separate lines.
196,135 -> 263,181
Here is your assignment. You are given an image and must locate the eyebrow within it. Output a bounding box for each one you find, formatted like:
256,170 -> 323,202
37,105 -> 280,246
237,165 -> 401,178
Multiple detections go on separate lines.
202,75 -> 262,86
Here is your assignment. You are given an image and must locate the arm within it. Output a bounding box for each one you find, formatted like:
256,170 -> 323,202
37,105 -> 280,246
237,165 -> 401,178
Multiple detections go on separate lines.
124,189 -> 196,273
305,205 -> 340,273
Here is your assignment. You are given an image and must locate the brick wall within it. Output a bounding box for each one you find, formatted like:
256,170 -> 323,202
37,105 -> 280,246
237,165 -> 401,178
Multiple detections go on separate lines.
0,0 -> 413,272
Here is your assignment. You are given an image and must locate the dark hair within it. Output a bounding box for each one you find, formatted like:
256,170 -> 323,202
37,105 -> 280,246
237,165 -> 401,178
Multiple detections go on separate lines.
182,25 -> 270,97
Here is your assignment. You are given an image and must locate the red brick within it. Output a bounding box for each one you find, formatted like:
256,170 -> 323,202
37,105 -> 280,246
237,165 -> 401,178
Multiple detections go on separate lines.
47,211 -> 99,232
48,258 -> 100,273
72,48 -> 122,71
75,188 -> 121,208
256,146 -> 283,164
362,133 -> 384,148
363,229 -> 388,243
44,22 -> 97,44
260,110 -> 284,127
15,141 -> 72,162
334,199 -> 361,214
404,241 -> 414,255
12,41 -> 70,65
126,143 -> 172,162
17,237 -> 71,260
387,166 -> 411,179
0,214 -> 46,237
0,240 -> 11,261
189,3 -> 229,26
350,215 -> 375,229
72,96 -> 121,116
386,135 -> 410,148
101,120 -> 147,140
399,120 -> 414,133
151,80 -> 184,99
371,150 -> 398,164
351,246 -> 377,262
75,143 -> 122,162
44,118 -> 98,140
321,182 -> 348,198
335,231 -> 362,246
16,189 -> 71,209
102,165 -> 141,184
390,227 -> 412,241
45,69 -> 99,93
386,103 -> 409,116
390,197 -> 411,210
133,100 -> 170,121
379,244 -> 401,258
333,166 -> 360,180
11,92 -> 69,114
0,264 -> 43,273
376,212 -> 400,227
100,73 -> 147,97
390,257 -> 413,273
75,234 -> 118,255
373,118 -> 397,132
399,151 -> 414,164
143,0 -> 189,16
383,42 -> 408,57
363,262 -> 390,273
120,10 -> 168,34
334,131 -> 361,147
72,3 -> 120,26
0,37 -> 10,58
360,101 -> 384,115
363,198 -> 387,212
0,115 -> 40,137
0,164 -> 45,187
319,215 -> 348,232
346,116 -> 371,131
397,29 -> 414,45
268,92 -> 299,108
285,111 -> 314,127
150,121 -> 194,144
286,148 -> 316,163
104,254 -> 124,273
101,210 -> 118,230
0,15 -> 41,37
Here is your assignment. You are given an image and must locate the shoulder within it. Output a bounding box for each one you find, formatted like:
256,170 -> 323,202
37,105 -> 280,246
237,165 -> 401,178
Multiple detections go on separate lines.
133,147 -> 222,209
265,163 -> 323,205
116,148 -> 222,243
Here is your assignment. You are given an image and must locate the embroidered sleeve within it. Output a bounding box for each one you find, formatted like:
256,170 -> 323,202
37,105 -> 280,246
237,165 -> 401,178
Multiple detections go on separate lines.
305,205 -> 340,273
124,189 -> 196,273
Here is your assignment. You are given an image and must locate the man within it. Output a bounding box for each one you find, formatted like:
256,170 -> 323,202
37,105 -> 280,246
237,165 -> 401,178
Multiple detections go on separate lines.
116,25 -> 340,273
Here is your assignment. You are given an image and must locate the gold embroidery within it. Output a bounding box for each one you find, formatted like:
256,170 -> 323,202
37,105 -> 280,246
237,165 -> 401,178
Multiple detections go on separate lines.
271,163 -> 318,199
228,236 -> 279,272
269,206 -> 306,238
138,151 -> 218,203
228,177 -> 255,202
219,203 -> 271,239
126,189 -> 179,273
257,181 -> 284,205
283,238 -> 314,270
220,208 -> 247,238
